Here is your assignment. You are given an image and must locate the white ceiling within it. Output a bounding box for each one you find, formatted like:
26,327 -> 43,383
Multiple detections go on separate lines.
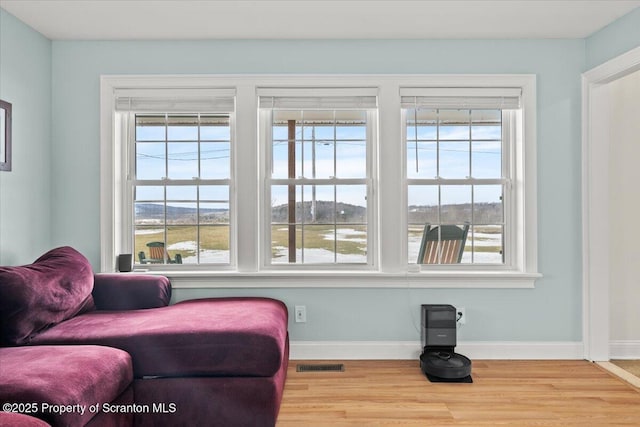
1,0 -> 639,40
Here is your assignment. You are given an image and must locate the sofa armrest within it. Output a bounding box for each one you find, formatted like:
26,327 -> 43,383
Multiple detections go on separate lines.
92,274 -> 172,310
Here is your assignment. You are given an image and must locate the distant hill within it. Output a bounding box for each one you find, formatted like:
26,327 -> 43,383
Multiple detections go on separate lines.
136,201 -> 501,225
271,201 -> 367,223
136,203 -> 228,223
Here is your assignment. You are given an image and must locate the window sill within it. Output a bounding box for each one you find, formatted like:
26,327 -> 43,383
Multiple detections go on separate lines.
128,269 -> 542,289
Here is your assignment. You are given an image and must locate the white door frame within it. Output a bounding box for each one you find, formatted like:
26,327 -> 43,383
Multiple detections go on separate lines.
582,46 -> 640,361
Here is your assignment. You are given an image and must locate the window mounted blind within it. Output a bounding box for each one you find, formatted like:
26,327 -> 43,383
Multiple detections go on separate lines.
400,87 -> 521,110
258,88 -> 378,110
115,88 -> 236,112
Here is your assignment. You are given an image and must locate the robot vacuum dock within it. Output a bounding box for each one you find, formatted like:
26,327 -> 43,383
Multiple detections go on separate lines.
420,304 -> 472,383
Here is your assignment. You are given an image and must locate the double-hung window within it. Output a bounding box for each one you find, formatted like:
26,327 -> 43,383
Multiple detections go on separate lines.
102,75 -> 537,286
258,89 -> 378,267
402,88 -> 522,267
115,89 -> 235,267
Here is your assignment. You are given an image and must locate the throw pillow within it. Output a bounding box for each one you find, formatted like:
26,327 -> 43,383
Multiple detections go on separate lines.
0,246 -> 95,345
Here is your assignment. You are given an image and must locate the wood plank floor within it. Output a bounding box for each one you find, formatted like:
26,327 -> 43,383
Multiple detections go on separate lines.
277,360 -> 640,426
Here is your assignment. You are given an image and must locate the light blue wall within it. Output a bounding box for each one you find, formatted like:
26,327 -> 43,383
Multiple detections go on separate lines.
0,9 -> 52,265
585,7 -> 640,71
50,39 -> 585,342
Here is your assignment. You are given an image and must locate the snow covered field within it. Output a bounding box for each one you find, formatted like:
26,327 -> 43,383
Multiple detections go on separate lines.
137,226 -> 502,264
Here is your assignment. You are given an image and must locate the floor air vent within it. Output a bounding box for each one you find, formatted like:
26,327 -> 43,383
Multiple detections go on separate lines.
296,363 -> 344,372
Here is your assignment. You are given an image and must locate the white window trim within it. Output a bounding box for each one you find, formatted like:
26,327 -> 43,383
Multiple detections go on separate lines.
402,105 -> 515,269
100,74 -> 540,288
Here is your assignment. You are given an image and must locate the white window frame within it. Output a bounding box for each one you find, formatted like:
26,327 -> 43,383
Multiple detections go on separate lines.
128,112 -> 234,267
258,87 -> 378,270
100,74 -> 540,288
401,90 -> 519,269
106,85 -> 237,271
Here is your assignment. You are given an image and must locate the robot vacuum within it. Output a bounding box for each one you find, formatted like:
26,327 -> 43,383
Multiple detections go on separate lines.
420,304 -> 472,382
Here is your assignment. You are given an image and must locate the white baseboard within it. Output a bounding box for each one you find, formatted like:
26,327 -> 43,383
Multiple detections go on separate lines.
610,340 -> 640,359
290,340 -> 584,360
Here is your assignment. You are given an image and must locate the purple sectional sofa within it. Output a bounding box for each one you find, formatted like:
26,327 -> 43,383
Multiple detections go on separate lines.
0,247 -> 289,426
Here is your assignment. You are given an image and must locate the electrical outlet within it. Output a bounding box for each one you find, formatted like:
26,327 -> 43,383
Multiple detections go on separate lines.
294,305 -> 307,323
456,307 -> 466,325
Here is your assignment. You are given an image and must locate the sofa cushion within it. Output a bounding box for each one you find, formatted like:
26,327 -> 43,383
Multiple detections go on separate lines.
92,273 -> 172,310
30,297 -> 289,378
0,412 -> 51,426
0,345 -> 133,427
0,247 -> 95,345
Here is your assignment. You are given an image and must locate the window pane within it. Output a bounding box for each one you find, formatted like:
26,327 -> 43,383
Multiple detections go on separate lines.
201,115 -> 230,141
299,224 -> 335,264
472,140 -> 501,179
269,184 -> 368,264
336,139 -> 366,178
408,224 -> 424,264
166,202 -> 197,225
168,142 -> 198,179
471,110 -> 501,178
336,225 -> 367,263
336,122 -> 366,142
201,142 -> 230,179
166,186 -> 196,201
133,112 -> 233,266
471,110 -> 501,139
407,109 -> 438,183
270,186 -> 289,224
136,142 -> 165,179
405,106 -> 508,266
135,186 -> 164,201
272,137 -> 289,179
410,108 -> 438,139
408,185 -> 438,225
134,202 -> 164,225
167,225 -> 196,263
272,109 -> 368,181
407,141 -> 437,179
134,226 -> 165,265
336,114 -> 366,178
200,202 -> 229,225
270,185 -> 336,224
200,185 -> 228,201
439,140 -> 470,178
314,123 -> 334,144
474,186 -> 503,224
136,115 -> 165,141
305,185 -> 335,223
304,138 -> 334,179
472,125 -> 501,140
167,115 -> 198,140
271,185 -> 311,224
440,110 -> 471,178
272,223 -> 369,264
440,185 -> 472,224
199,225 -> 230,264
267,104 -> 370,266
439,109 -> 469,140
467,225 -> 503,264
336,185 -> 366,223
271,224 -> 290,263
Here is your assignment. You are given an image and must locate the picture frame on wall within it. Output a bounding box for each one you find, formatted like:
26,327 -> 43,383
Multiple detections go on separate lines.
0,99 -> 11,171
